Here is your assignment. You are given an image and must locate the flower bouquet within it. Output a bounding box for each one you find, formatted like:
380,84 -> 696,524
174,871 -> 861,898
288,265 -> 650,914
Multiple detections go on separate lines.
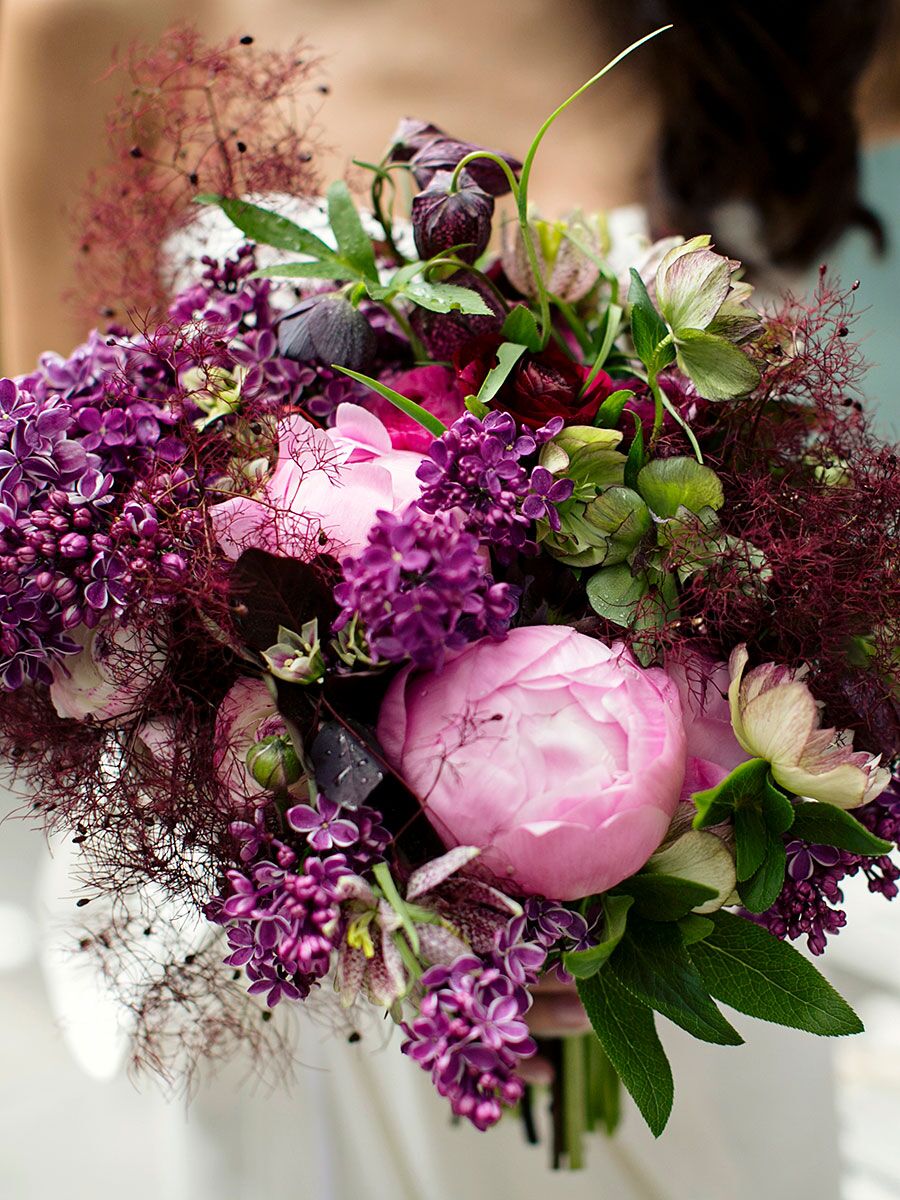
3,28 -> 899,1167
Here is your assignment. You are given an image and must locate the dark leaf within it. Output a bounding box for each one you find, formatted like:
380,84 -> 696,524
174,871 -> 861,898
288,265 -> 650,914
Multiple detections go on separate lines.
310,721 -> 385,810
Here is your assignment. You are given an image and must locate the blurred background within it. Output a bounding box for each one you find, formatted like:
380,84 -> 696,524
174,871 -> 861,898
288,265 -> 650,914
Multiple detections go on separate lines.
1,2 -> 899,1197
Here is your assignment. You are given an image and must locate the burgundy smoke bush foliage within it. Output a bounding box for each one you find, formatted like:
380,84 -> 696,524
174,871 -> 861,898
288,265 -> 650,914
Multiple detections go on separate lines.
681,272 -> 900,750
76,27 -> 325,326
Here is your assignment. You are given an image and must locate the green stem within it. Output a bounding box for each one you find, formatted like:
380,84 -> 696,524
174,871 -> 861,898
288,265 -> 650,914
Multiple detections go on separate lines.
516,26 -> 671,349
383,300 -> 429,361
648,367 -> 665,451
562,1035 -> 587,1170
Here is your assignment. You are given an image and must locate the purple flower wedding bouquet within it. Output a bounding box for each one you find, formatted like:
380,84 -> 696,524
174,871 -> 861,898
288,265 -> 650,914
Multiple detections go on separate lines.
2,29 -> 899,1166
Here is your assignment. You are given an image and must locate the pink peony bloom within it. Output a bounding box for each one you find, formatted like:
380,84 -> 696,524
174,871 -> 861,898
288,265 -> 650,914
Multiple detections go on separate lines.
377,626 -> 687,899
49,620 -> 164,722
369,366 -> 466,452
210,403 -> 425,561
667,654 -> 749,800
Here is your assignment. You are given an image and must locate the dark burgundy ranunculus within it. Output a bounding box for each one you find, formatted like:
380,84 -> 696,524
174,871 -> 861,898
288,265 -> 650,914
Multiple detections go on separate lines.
411,171 -> 494,263
454,335 -> 615,428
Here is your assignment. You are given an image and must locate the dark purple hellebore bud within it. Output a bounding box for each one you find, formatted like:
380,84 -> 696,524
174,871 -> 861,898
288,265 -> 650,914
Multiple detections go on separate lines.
410,138 -> 522,197
277,295 -> 377,371
411,171 -> 494,263
387,117 -> 446,163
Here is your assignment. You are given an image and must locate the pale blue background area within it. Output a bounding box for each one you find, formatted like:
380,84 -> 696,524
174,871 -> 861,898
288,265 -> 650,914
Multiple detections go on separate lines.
828,141 -> 900,438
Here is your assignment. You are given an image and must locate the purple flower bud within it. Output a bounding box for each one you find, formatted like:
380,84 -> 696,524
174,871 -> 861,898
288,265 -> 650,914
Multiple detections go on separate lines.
59,532 -> 89,559
410,138 -> 522,198
411,171 -> 494,264
278,296 -> 376,371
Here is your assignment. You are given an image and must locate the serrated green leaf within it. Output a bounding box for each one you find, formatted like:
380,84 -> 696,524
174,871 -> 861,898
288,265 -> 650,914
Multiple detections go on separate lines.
564,894 -> 633,979
690,910 -> 864,1036
790,801 -> 893,856
576,971 -> 674,1137
674,328 -> 760,401
637,457 -> 725,518
618,873 -> 718,921
585,563 -> 648,626
327,181 -> 379,281
252,261 -> 362,282
333,367 -> 446,437
609,918 -> 743,1046
692,759 -> 787,830
594,387 -> 634,429
738,836 -> 787,913
195,195 -> 337,259
734,804 -> 769,881
477,342 -> 527,404
629,269 -> 668,368
501,306 -> 543,351
584,487 -> 651,564
402,280 -> 493,316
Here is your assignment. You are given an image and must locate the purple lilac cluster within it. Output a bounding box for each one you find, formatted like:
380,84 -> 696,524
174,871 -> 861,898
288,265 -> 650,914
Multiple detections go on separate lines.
401,916 -> 546,1131
333,507 -> 519,670
416,411 -> 574,555
522,897 -> 597,981
211,853 -> 353,1007
210,792 -> 389,1005
0,362 -> 181,688
755,780 -> 900,954
168,245 -> 315,411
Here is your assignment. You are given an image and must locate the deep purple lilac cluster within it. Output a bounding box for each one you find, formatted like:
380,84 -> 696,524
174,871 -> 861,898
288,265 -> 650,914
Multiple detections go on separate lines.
333,507 -> 519,670
168,246 -> 315,411
416,411 -> 573,554
0,364 -> 181,688
210,792 -> 390,1005
401,917 -> 546,1131
212,853 -> 353,1007
755,780 -> 900,954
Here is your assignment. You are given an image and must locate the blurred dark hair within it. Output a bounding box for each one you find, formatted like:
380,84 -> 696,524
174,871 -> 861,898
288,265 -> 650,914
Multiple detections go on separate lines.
614,1 -> 888,272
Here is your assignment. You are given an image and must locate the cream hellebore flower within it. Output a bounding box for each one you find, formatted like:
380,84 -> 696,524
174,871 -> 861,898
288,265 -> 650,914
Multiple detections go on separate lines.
727,645 -> 890,809
501,212 -> 602,303
652,235 -> 761,401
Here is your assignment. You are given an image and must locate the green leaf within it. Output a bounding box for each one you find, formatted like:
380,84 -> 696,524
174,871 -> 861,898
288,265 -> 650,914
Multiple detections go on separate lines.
564,895 -> 633,979
577,971 -> 674,1137
477,342 -> 527,404
690,910 -> 864,1036
327,181 -> 379,281
790,801 -> 893,856
628,269 -> 669,368
252,261 -> 362,282
332,367 -> 446,437
739,837 -> 787,913
402,280 -> 493,316
692,759 -> 790,831
194,195 -> 337,259
637,457 -> 725,518
583,487 -> 651,564
585,563 -> 648,626
623,413 -> 645,491
609,918 -> 744,1046
618,873 -> 718,922
501,306 -> 543,351
692,758 -> 793,913
674,328 -> 760,401
594,387 -> 634,429
679,914 -> 715,945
